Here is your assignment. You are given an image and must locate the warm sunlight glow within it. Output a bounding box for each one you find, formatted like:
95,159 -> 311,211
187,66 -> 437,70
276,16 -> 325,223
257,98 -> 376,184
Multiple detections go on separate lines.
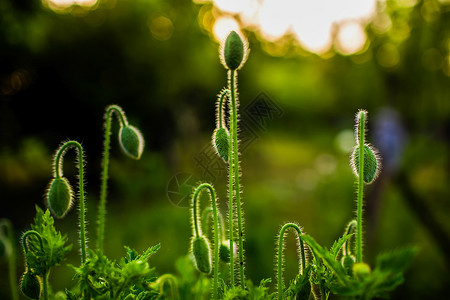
208,0 -> 378,56
44,0 -> 98,12
213,16 -> 240,42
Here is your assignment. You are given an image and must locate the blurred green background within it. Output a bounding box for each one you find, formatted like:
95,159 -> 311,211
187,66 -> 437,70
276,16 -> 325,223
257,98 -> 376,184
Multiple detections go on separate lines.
1,0 -> 449,299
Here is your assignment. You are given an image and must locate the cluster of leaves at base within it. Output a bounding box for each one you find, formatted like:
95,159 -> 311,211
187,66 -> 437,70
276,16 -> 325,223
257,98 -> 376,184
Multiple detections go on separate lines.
68,244 -> 160,299
302,234 -> 417,300
222,278 -> 273,300
26,206 -> 72,275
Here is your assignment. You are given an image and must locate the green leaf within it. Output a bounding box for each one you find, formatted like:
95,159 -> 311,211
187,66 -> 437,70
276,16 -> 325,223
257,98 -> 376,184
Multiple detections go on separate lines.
375,246 -> 418,274
27,206 -> 72,275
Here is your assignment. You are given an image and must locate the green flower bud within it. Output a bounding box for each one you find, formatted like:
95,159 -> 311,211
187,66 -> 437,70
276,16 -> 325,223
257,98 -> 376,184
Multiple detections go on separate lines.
351,144 -> 380,184
119,125 -> 144,160
352,262 -> 371,280
213,127 -> 230,162
222,31 -> 246,70
342,255 -> 356,274
47,177 -> 73,218
191,235 -> 212,274
219,241 -> 231,263
21,271 -> 41,300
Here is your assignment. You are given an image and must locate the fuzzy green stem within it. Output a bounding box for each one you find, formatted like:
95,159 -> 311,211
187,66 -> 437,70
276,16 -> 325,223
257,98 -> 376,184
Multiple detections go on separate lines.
229,69 -> 245,288
155,274 -> 179,300
98,105 -> 128,254
54,141 -> 87,263
202,207 -> 226,242
277,223 -> 306,300
1,220 -> 19,300
43,270 -> 49,300
192,183 -> 220,299
344,220 -> 357,257
22,230 -> 44,261
356,112 -> 365,263
228,85 -> 235,286
217,89 -> 230,129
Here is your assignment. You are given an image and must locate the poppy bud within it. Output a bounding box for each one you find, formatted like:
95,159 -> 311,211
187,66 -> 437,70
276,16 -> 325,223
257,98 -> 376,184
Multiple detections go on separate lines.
21,271 -> 41,300
222,31 -> 247,70
47,177 -> 73,218
352,262 -> 371,280
119,125 -> 144,160
213,127 -> 230,162
351,144 -> 380,184
191,235 -> 212,274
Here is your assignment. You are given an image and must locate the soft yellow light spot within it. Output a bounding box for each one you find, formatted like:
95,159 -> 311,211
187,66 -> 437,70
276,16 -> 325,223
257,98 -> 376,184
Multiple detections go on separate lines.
336,22 -> 367,55
44,0 -> 97,11
377,43 -> 400,68
212,16 -> 240,42
149,16 -> 174,41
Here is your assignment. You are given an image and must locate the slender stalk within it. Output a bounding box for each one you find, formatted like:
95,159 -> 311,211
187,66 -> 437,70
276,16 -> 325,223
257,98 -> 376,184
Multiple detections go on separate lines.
356,112 -> 365,263
344,220 -> 357,257
42,270 -> 49,300
229,69 -> 245,287
192,183 -> 220,299
1,220 -> 19,300
97,105 -> 128,254
228,85 -> 235,285
55,141 -> 87,263
154,274 -> 179,300
277,223 -> 306,300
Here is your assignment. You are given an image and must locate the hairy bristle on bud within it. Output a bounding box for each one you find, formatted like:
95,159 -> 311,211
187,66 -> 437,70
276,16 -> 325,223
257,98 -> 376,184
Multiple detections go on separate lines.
221,31 -> 248,71
47,177 -> 73,218
20,271 -> 41,300
212,127 -> 230,162
351,144 -> 381,184
119,125 -> 144,159
191,235 -> 212,274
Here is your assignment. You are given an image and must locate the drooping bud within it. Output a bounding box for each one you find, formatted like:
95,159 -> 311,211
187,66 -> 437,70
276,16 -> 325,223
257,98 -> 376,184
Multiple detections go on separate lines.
47,177 -> 73,218
222,31 -> 247,70
342,255 -> 356,274
351,144 -> 380,184
119,125 -> 144,160
219,241 -> 231,263
191,235 -> 212,274
352,262 -> 371,280
20,271 -> 42,300
212,127 -> 230,162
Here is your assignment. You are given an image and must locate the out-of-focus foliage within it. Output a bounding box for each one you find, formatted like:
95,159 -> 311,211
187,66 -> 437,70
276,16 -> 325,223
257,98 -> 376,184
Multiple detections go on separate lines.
0,0 -> 449,299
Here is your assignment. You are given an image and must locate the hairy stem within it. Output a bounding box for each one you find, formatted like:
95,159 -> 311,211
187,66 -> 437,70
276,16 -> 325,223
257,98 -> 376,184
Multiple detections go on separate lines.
217,89 -> 230,129
43,270 -> 49,300
98,105 -> 128,254
277,223 -> 306,300
229,69 -> 245,287
228,83 -> 235,285
192,183 -> 220,299
1,220 -> 19,300
155,274 -> 179,300
55,141 -> 87,263
356,112 -> 365,263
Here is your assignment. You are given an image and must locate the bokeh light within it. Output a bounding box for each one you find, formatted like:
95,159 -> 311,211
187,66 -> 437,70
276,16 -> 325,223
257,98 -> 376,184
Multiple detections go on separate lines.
203,0 -> 378,56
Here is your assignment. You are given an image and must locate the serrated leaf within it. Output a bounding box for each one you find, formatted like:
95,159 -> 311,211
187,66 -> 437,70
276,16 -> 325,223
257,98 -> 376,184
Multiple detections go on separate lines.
301,235 -> 349,286
330,233 -> 354,259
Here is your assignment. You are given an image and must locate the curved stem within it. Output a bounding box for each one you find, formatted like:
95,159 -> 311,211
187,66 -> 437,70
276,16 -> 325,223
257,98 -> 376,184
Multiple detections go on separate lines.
229,69 -> 245,288
344,220 -> 357,257
22,230 -> 44,259
54,141 -> 87,264
217,89 -> 230,129
1,219 -> 19,300
154,274 -> 179,300
97,105 -> 128,254
277,223 -> 306,300
191,183 -> 220,299
356,111 -> 366,263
